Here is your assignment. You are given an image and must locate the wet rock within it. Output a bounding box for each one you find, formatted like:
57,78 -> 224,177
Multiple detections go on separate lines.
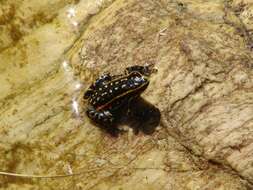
0,0 -> 253,189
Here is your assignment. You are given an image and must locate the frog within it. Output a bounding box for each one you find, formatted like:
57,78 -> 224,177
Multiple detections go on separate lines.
83,64 -> 157,125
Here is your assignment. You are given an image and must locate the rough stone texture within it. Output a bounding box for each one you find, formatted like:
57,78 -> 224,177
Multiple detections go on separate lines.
0,0 -> 253,189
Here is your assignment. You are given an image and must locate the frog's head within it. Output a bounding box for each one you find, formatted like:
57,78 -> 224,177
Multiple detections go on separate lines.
125,63 -> 157,77
142,62 -> 158,76
126,71 -> 149,93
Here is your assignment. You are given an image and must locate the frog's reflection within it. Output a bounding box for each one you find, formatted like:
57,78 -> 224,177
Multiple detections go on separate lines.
94,97 -> 161,137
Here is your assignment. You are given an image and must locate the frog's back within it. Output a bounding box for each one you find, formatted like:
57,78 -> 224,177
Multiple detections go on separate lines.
89,72 -> 149,109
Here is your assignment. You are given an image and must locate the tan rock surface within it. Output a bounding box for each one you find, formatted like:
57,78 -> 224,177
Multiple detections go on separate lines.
0,0 -> 253,189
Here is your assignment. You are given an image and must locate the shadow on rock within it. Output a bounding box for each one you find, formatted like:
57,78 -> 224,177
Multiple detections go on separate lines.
96,97 -> 161,137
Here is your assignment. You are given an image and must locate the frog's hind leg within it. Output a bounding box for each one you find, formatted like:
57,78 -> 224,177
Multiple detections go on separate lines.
86,107 -> 114,124
126,95 -> 139,115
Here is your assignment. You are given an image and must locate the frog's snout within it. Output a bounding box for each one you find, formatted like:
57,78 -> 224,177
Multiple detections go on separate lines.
143,63 -> 158,76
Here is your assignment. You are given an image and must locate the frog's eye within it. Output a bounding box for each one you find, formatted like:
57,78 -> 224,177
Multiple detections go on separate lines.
132,76 -> 145,86
133,76 -> 144,82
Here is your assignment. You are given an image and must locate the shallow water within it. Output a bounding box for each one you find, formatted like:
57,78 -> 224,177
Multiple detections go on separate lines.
0,0 -> 111,188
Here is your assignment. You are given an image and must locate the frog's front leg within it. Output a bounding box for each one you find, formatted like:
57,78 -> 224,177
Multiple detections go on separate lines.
86,106 -> 114,124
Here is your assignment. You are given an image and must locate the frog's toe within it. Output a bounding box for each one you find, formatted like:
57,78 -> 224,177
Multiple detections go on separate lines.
86,109 -> 96,119
101,111 -> 114,122
104,110 -> 112,117
98,113 -> 104,120
87,110 -> 94,115
102,117 -> 112,123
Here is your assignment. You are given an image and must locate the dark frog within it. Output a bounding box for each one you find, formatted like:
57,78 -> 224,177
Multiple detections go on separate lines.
84,64 -> 157,125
